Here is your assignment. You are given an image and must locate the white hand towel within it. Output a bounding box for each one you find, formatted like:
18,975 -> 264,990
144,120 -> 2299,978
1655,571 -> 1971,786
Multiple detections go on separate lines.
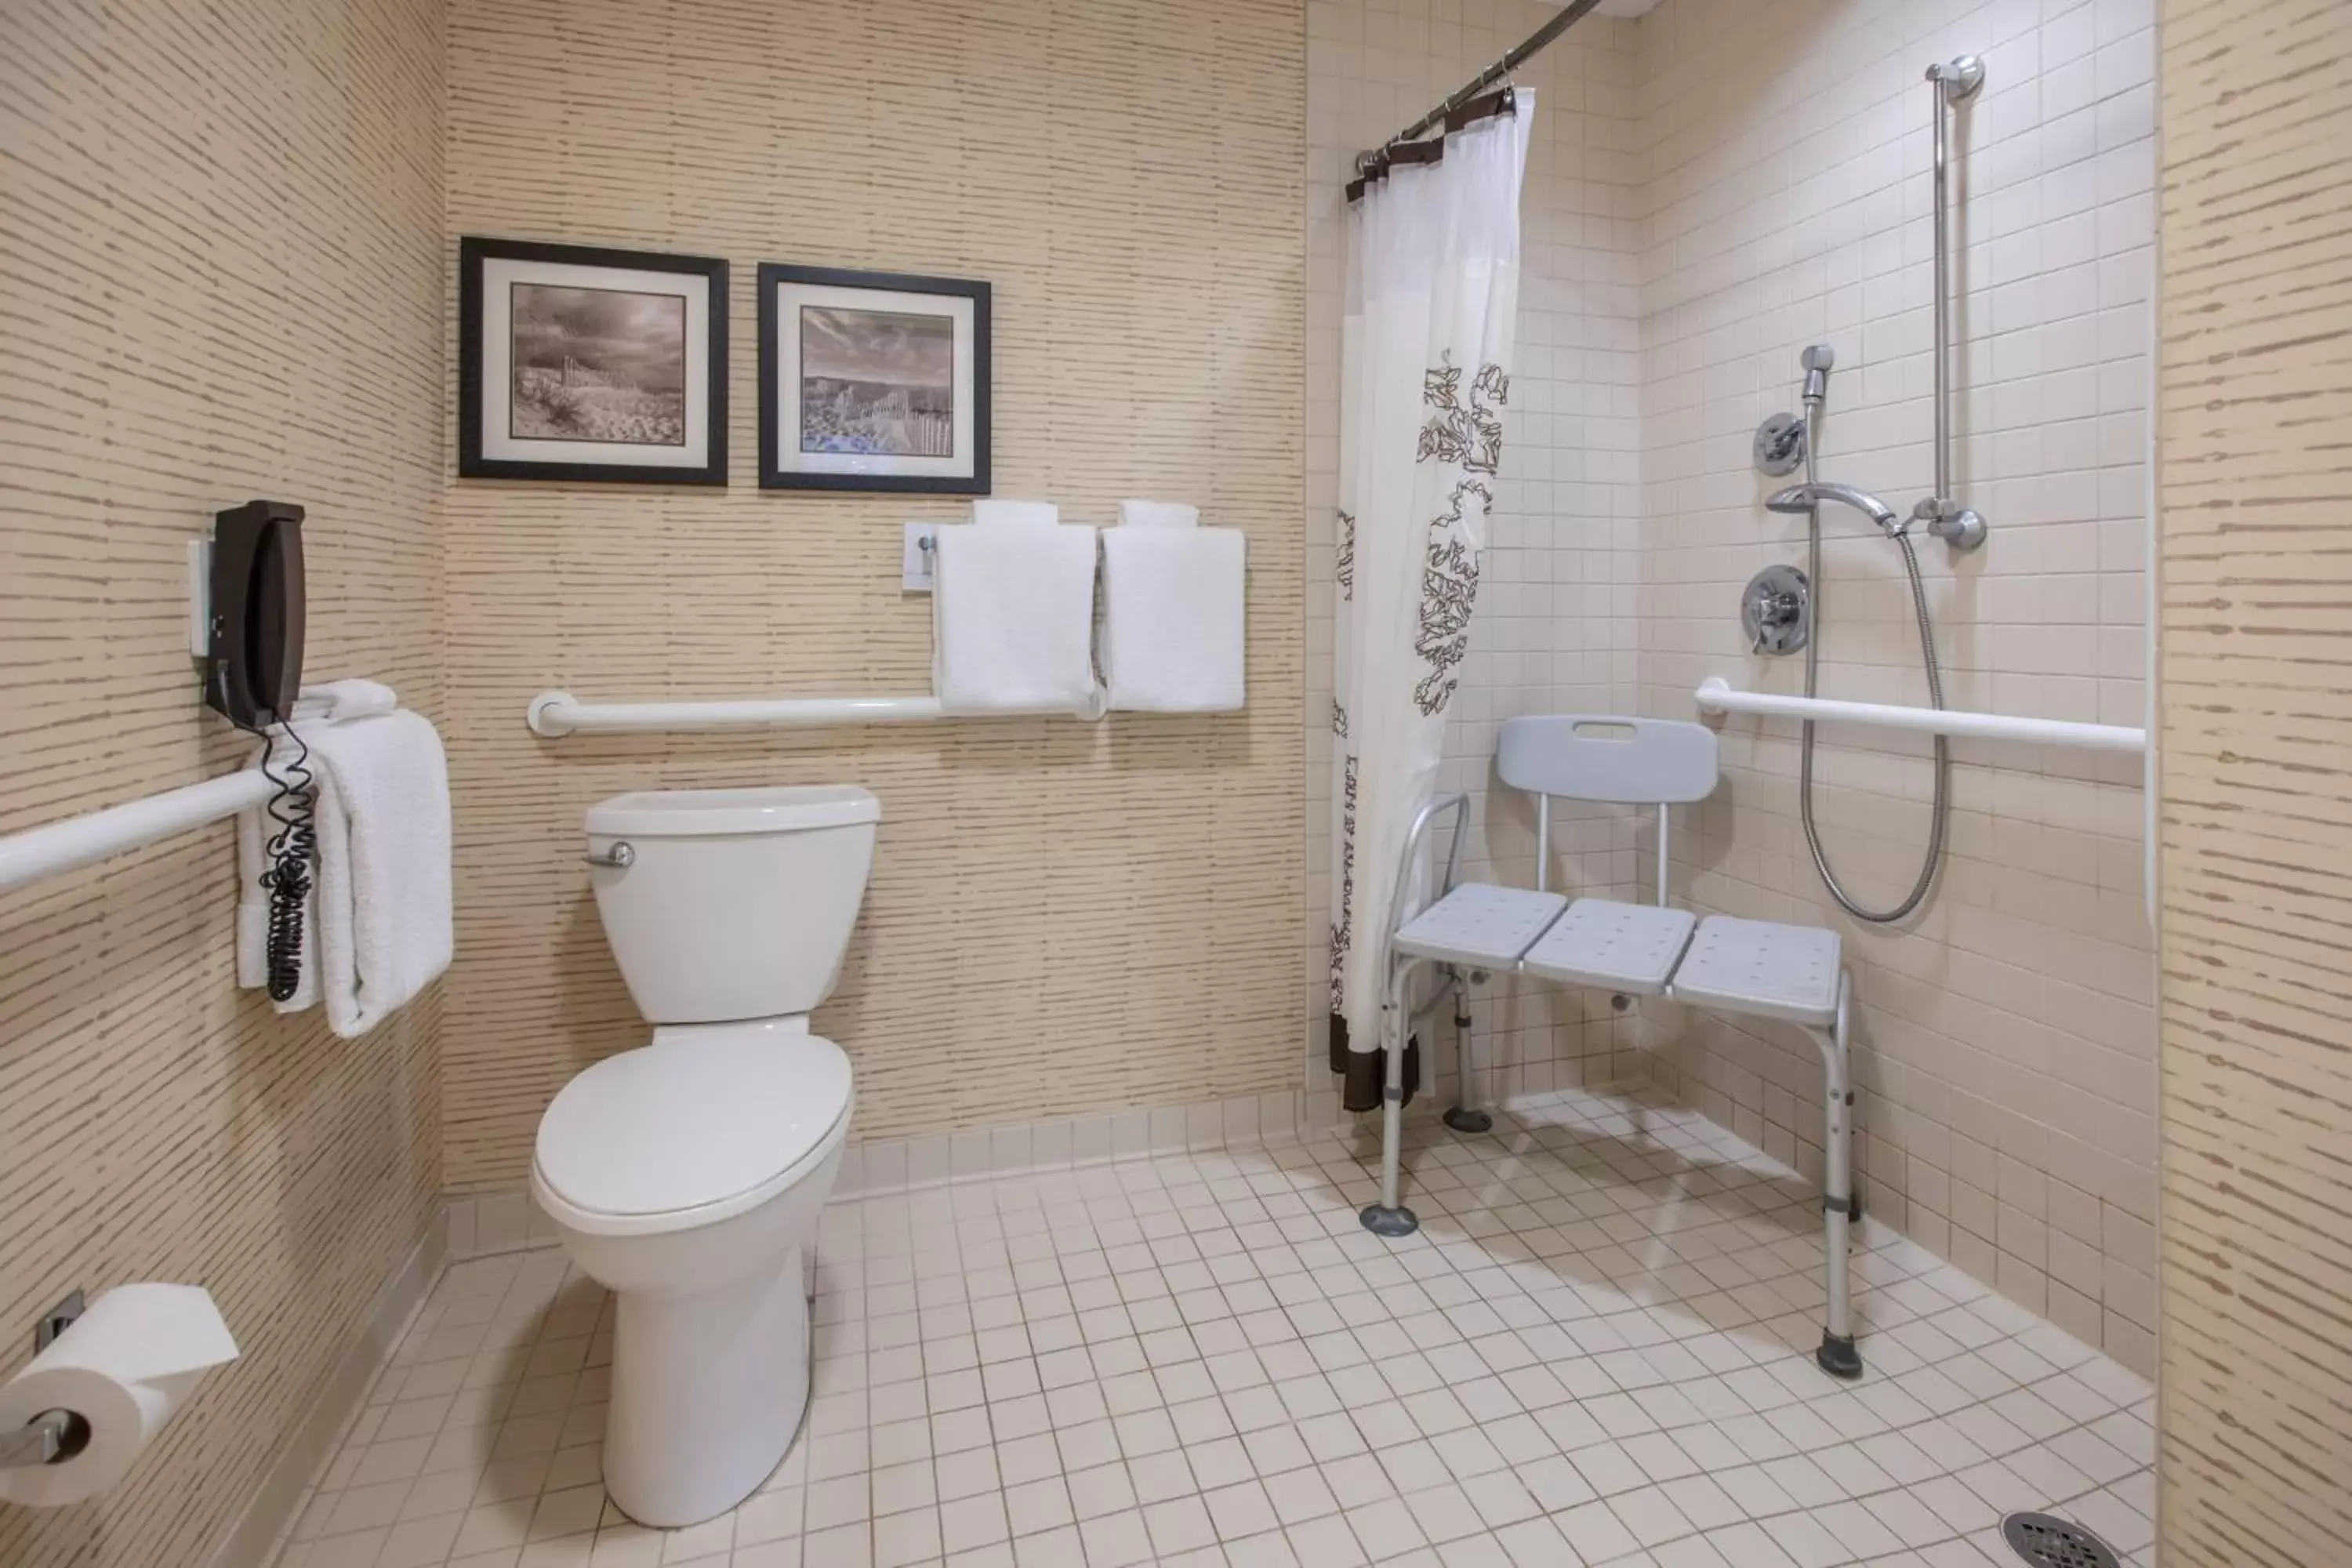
234,712 -> 452,1036
289,679 -> 397,724
1102,524 -> 1247,713
972,499 -> 1060,528
234,684 -> 399,1003
235,775 -> 320,1011
1118,499 -> 1200,529
932,521 -> 1102,714
309,710 -> 452,1038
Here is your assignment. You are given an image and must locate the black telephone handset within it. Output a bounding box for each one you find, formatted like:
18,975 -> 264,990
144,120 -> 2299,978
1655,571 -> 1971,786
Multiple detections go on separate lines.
205,500 -> 307,729
205,500 -> 315,1003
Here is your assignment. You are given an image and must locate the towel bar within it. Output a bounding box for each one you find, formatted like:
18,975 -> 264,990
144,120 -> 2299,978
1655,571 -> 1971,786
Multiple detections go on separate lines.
526,689 -> 1109,738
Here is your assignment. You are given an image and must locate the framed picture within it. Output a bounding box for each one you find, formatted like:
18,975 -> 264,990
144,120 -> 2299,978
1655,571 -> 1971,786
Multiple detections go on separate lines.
459,237 -> 727,485
759,264 -> 990,493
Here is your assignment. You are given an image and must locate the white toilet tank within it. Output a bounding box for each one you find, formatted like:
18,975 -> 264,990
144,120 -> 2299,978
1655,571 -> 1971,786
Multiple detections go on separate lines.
585,786 -> 879,1024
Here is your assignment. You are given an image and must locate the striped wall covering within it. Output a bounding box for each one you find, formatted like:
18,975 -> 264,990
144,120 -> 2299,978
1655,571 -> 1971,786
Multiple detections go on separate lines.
0,0 -> 447,1564
2158,0 -> 2352,1559
439,0 -> 1308,1191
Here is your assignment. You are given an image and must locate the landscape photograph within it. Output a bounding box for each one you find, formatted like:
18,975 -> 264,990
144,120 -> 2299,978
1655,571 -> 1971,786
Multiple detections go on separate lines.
509,282 -> 688,446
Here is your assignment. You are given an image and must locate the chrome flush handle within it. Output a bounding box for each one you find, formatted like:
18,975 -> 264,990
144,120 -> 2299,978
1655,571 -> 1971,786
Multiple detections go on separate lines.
583,841 -> 635,869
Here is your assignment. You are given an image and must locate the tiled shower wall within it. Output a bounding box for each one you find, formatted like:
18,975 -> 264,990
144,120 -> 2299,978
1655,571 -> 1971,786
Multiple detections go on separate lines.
1305,0 -> 1650,1112
1305,0 -> 2158,1375
1632,0 -> 2158,1374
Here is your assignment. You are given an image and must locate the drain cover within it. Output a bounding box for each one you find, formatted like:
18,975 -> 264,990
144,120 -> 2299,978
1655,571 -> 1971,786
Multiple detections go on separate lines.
2002,1512 -> 2122,1568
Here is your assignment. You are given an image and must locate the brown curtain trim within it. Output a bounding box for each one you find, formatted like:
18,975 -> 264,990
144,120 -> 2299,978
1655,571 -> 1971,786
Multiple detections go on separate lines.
1330,1012 -> 1419,1114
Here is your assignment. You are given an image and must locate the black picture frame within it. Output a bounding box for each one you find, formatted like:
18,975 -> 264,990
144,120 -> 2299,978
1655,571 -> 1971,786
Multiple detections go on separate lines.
759,263 -> 992,494
458,237 -> 728,485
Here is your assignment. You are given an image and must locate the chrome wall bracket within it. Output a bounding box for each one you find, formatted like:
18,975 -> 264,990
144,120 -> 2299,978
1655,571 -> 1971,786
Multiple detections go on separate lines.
1929,54 -> 1985,102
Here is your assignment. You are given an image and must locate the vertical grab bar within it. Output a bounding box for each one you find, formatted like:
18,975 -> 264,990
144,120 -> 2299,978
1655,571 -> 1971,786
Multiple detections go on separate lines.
1915,56 -> 1988,552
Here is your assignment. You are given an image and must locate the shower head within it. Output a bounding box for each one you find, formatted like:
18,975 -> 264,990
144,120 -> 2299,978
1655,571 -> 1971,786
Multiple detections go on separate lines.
1767,481 -> 1904,535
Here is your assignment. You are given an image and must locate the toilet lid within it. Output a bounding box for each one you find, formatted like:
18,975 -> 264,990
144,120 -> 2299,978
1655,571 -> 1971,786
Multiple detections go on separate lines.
534,1025 -> 852,1219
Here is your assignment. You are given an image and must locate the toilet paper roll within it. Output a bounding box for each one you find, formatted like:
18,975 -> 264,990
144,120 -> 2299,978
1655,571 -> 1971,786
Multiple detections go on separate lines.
0,1283 -> 239,1508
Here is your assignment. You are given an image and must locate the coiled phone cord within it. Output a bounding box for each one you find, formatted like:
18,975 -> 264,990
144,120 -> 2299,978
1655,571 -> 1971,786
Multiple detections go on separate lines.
249,722 -> 318,1002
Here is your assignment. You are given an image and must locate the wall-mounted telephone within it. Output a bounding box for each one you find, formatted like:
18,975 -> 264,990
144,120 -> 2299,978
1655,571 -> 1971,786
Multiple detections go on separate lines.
201,500 -> 315,1003
204,500 -> 307,731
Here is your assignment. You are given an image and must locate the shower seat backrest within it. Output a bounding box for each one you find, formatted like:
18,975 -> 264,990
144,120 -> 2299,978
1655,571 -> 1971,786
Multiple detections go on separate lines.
1496,716 -> 1719,903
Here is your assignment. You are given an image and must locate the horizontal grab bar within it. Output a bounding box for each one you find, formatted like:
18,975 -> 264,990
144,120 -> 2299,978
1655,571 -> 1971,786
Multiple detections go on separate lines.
0,768 -> 275,895
526,689 -> 1108,738
1694,677 -> 2146,754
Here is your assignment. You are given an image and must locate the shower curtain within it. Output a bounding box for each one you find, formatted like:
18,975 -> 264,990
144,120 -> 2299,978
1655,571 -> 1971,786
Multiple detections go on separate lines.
1328,100 -> 1530,1113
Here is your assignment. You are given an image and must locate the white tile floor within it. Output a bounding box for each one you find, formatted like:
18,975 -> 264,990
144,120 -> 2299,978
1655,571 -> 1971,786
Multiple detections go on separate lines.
270,1087 -> 2157,1568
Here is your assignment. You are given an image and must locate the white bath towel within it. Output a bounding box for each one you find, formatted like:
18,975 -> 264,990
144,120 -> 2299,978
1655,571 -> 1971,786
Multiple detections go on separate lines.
932,521 -> 1102,714
971,499 -> 1061,529
1117,499 -> 1200,529
1102,520 -> 1247,713
237,711 -> 452,1037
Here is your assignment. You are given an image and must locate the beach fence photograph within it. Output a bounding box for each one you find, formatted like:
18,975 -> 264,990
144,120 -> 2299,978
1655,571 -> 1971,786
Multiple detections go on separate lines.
798,305 -> 955,457
509,283 -> 688,446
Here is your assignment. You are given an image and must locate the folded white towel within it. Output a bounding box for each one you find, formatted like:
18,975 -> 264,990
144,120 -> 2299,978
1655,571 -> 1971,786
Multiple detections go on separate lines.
1102,523 -> 1247,713
1118,499 -> 1200,529
289,679 -> 397,725
236,681 -> 403,997
971,499 -> 1060,528
933,521 -> 1102,714
236,711 -> 452,1037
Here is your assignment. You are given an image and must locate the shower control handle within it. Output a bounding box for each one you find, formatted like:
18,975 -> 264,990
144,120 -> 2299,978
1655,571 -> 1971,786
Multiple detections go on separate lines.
1740,564 -> 1811,656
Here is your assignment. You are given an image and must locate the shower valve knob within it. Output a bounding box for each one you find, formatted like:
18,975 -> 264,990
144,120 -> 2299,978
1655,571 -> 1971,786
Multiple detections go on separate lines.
1740,564 -> 1811,656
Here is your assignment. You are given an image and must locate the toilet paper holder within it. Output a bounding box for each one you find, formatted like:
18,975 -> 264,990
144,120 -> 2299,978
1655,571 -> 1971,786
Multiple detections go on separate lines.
1,1290 -> 89,1469
0,1410 -> 88,1469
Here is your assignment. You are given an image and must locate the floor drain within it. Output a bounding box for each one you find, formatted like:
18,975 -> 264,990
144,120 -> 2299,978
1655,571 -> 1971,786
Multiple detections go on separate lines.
2001,1512 -> 2122,1568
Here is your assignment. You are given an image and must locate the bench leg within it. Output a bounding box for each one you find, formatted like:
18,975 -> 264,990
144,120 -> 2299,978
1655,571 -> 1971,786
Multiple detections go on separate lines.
1442,970 -> 1492,1134
1362,957 -> 1420,1237
1811,970 -> 1863,1377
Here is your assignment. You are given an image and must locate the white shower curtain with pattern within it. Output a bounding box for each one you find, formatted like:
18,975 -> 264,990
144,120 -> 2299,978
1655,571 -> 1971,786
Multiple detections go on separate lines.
1328,101 -> 1530,1112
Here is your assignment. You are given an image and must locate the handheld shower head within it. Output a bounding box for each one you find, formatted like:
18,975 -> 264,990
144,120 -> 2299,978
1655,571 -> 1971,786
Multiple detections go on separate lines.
1767,480 -> 1904,535
1800,343 -> 1834,405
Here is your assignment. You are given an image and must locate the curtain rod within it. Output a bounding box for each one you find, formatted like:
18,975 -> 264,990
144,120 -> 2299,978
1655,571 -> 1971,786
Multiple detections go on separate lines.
1354,0 -> 1608,176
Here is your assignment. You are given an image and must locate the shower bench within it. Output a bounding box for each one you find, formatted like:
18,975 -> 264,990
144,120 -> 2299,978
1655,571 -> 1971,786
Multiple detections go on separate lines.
1359,715 -> 1864,1378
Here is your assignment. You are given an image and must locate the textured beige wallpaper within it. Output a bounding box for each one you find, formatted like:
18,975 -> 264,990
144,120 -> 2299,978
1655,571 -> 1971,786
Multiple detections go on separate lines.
0,0 -> 446,1563
440,0 -> 1307,1191
2158,0 -> 2352,1557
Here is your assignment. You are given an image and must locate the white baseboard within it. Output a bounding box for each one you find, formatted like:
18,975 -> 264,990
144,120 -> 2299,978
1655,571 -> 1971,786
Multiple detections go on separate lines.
209,1206 -> 448,1568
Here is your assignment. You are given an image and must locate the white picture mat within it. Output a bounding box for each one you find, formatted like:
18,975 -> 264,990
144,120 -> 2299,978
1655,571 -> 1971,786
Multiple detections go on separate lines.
478,257 -> 712,468
771,280 -> 976,478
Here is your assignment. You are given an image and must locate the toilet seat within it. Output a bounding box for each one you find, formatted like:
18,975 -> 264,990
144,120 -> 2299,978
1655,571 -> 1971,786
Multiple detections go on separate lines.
532,1022 -> 852,1239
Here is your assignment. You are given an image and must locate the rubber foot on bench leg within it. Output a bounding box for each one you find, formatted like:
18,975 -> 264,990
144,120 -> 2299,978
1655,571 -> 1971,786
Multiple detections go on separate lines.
1443,1107 -> 1493,1134
1816,1332 -> 1863,1379
1360,1204 -> 1418,1238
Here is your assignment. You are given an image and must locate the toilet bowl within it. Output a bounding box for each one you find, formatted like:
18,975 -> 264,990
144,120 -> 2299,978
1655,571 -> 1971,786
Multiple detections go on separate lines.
530,785 -> 877,1526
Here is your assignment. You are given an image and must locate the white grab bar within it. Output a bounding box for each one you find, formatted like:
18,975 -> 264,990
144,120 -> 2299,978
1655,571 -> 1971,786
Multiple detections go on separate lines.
1694,677 -> 2146,754
526,689 -> 1108,738
0,768 -> 274,895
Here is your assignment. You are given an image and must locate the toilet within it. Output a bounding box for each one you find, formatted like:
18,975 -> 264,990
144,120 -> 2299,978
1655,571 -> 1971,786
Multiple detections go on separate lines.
529,785 -> 874,1526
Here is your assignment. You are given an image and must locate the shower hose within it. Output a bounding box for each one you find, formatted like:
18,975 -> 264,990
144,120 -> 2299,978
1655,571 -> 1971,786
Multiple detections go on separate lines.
1799,404 -> 1949,924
